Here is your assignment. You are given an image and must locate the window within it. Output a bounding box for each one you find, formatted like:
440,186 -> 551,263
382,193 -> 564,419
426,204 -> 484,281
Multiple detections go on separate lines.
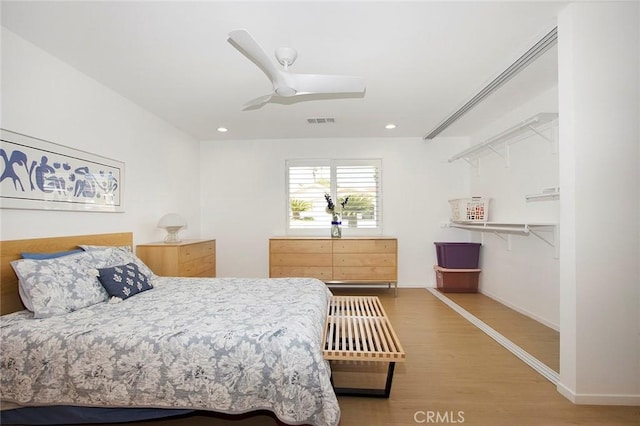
286,159 -> 382,234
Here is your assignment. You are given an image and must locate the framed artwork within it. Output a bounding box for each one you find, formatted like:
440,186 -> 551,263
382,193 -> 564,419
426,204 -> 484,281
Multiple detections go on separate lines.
0,129 -> 125,212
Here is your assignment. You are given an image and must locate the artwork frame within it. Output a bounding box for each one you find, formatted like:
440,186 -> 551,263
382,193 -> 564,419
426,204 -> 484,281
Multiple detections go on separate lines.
0,129 -> 125,212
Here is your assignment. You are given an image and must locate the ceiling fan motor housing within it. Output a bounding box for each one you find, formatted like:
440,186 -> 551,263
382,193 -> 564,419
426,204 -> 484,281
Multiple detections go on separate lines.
275,47 -> 298,67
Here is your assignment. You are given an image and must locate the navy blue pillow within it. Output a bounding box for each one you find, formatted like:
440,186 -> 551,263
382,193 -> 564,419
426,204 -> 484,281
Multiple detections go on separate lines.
21,249 -> 83,260
97,263 -> 153,300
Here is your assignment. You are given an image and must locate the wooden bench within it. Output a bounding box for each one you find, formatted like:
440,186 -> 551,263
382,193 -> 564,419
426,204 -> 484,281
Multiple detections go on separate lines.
322,296 -> 405,398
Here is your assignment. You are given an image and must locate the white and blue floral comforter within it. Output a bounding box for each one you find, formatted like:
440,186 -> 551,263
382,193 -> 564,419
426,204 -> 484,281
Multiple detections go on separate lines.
1,277 -> 340,426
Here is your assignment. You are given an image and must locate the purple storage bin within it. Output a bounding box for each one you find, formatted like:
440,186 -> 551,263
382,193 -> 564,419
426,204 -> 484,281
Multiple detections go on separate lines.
434,242 -> 481,269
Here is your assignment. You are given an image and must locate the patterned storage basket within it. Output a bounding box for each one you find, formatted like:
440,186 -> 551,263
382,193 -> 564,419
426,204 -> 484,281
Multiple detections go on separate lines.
449,197 -> 489,222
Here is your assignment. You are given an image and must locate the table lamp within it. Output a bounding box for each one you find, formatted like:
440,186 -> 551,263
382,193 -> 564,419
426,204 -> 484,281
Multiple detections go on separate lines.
158,213 -> 187,243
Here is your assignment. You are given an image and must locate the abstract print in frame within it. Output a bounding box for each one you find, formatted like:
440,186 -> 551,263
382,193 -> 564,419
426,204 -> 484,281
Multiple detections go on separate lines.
0,129 -> 124,212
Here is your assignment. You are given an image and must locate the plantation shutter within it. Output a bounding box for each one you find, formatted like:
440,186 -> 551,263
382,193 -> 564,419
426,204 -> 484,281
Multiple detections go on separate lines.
287,162 -> 331,229
336,161 -> 381,229
286,159 -> 382,233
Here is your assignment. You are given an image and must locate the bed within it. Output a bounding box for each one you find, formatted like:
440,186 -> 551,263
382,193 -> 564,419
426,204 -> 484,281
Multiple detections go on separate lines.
0,233 -> 340,426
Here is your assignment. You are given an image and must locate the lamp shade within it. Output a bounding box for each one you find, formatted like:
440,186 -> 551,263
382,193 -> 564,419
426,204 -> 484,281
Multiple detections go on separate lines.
158,213 -> 187,228
157,213 -> 187,243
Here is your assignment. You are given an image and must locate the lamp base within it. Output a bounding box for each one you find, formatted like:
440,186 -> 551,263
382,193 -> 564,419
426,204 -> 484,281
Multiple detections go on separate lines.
163,227 -> 183,244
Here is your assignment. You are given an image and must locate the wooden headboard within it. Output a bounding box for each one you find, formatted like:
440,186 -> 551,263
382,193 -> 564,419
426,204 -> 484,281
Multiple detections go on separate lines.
0,232 -> 133,315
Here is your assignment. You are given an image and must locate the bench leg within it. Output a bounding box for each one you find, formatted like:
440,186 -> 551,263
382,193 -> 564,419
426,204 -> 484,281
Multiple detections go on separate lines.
332,362 -> 396,398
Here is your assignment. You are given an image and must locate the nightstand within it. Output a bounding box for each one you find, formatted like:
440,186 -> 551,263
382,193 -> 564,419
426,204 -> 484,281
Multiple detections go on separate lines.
136,239 -> 216,277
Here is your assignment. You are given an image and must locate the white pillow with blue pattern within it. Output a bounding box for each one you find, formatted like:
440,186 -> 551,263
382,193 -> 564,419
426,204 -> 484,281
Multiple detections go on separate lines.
17,249 -> 84,311
97,262 -> 153,300
10,252 -> 109,318
79,245 -> 157,279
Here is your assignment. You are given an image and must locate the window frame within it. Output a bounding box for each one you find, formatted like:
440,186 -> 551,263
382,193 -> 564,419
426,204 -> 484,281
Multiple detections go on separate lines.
285,158 -> 383,236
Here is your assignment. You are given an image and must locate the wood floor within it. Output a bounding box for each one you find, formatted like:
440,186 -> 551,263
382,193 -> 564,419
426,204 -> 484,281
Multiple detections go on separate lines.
438,291 -> 560,372
93,288 -> 638,426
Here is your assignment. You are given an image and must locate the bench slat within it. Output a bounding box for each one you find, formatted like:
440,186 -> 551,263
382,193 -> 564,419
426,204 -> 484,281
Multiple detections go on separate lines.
323,296 -> 405,362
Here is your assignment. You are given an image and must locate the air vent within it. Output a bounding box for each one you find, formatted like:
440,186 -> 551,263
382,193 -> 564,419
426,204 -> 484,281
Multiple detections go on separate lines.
307,117 -> 336,124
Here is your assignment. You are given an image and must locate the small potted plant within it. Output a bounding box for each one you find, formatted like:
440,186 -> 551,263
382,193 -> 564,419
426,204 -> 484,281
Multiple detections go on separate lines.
325,193 -> 349,238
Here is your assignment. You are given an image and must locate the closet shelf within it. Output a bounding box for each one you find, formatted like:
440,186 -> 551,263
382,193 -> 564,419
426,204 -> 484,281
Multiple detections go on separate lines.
448,112 -> 559,164
449,221 -> 555,235
448,221 -> 558,258
525,187 -> 560,202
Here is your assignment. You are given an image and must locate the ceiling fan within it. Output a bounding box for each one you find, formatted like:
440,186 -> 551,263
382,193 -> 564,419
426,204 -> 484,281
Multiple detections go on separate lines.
228,29 -> 366,110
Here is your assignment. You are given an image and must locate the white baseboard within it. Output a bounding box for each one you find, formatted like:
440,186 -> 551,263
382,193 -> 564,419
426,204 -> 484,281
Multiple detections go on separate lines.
557,382 -> 640,406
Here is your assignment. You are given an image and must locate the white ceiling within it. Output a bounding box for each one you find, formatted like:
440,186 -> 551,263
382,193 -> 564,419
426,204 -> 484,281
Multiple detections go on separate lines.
1,1 -> 563,141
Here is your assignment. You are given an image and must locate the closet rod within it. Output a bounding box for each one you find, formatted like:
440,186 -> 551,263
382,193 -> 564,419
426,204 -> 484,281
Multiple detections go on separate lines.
424,26 -> 558,140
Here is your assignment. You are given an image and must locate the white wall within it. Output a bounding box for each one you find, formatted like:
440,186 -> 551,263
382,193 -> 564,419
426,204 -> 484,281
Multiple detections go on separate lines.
0,28 -> 201,245
200,136 -> 471,286
467,86 -> 560,329
557,1 -> 639,405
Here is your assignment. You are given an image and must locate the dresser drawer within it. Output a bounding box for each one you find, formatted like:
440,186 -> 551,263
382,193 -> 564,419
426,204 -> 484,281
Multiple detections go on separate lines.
179,241 -> 215,263
180,256 -> 216,277
332,266 -> 397,281
270,253 -> 332,267
270,239 -> 332,254
333,253 -> 396,267
270,266 -> 333,281
333,239 -> 397,254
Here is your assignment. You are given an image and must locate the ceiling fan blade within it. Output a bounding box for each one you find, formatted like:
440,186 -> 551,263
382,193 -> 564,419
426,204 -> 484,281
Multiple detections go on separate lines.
242,93 -> 274,110
228,29 -> 283,85
229,29 -> 366,109
289,73 -> 366,95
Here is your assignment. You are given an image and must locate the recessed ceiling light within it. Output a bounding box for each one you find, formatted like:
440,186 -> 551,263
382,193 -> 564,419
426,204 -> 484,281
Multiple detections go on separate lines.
217,127 -> 228,133
385,123 -> 397,130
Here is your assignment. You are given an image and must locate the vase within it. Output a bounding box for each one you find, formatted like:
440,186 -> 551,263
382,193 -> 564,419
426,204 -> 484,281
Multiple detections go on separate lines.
331,213 -> 342,238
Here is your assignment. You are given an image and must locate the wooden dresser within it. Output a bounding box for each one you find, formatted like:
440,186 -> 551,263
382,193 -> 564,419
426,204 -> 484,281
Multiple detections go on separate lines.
136,239 -> 216,277
269,237 -> 398,294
